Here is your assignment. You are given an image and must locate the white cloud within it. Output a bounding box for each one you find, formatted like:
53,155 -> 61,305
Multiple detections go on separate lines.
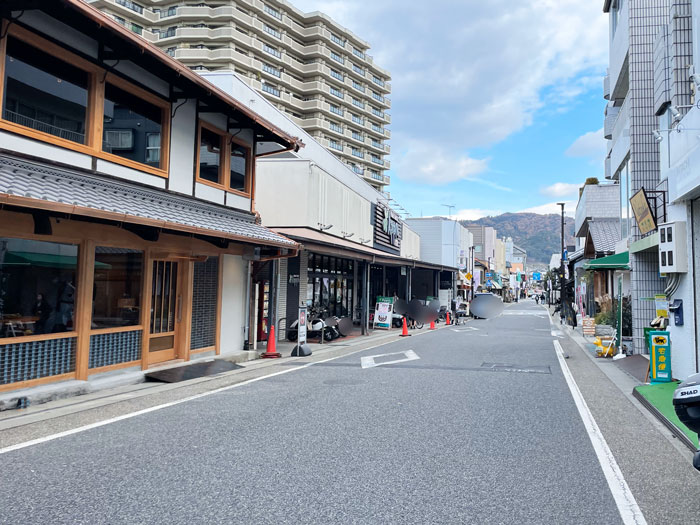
541,182 -> 581,198
519,201 -> 576,216
293,0 -> 607,152
565,128 -> 606,164
393,139 -> 489,185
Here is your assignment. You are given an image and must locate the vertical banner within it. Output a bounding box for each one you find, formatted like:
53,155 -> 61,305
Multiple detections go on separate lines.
649,330 -> 671,383
373,296 -> 394,330
298,306 -> 307,345
617,276 -> 622,349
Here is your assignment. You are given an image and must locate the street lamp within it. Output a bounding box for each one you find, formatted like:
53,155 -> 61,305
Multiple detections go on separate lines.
442,204 -> 457,303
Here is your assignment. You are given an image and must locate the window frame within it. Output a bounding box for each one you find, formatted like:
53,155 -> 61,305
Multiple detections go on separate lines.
0,22 -> 171,179
195,120 -> 253,197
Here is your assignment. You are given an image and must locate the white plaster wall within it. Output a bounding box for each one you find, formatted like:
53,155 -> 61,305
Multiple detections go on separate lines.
0,131 -> 92,170
95,160 -> 166,188
220,254 -> 247,354
195,182 -> 225,205
169,99 -> 197,195
400,226 -> 420,260
226,192 -> 251,210
665,202 -> 698,379
255,160 -> 313,226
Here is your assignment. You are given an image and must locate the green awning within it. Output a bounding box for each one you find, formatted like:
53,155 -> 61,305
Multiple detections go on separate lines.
1,252 -> 110,269
584,251 -> 630,270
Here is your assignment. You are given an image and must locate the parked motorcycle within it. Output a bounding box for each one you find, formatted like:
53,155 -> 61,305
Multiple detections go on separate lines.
287,308 -> 338,341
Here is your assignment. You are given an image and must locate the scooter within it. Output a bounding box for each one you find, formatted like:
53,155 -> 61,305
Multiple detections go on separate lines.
287,308 -> 337,341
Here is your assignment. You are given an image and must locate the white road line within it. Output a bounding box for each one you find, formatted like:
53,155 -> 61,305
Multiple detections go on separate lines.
0,338 -> 400,456
553,340 -> 646,525
360,350 -> 419,369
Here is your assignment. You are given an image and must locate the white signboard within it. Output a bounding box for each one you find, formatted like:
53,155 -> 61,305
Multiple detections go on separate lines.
373,298 -> 394,330
298,306 -> 307,344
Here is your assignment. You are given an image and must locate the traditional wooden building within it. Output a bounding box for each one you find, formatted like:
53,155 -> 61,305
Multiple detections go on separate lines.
0,0 -> 302,392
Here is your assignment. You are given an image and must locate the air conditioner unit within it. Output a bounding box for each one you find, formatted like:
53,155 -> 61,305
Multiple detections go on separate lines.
658,222 -> 688,273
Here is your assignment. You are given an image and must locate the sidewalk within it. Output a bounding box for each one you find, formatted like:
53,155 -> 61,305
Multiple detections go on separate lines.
548,304 -> 698,452
0,320 -> 449,420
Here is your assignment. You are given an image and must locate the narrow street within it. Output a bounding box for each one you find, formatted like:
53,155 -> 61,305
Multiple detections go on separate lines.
3,301 -> 699,524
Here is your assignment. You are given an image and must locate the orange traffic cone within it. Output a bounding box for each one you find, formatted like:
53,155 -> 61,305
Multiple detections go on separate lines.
400,316 -> 411,337
261,325 -> 281,358
446,312 -> 451,325
429,320 -> 436,330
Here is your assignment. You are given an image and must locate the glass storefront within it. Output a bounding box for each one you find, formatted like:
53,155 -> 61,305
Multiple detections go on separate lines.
306,253 -> 354,318
92,247 -> 144,329
0,238 -> 78,338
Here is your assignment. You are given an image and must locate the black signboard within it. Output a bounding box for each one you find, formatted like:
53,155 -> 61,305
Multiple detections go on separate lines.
372,203 -> 402,254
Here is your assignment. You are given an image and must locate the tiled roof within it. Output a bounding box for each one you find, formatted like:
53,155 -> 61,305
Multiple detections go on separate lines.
0,156 -> 296,248
588,219 -> 620,254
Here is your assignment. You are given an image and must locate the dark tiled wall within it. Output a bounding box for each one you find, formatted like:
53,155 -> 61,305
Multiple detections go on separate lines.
190,256 -> 219,350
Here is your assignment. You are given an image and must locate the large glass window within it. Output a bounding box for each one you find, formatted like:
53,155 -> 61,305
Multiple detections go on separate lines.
619,159 -> 632,239
92,247 -> 143,329
230,142 -> 249,192
2,36 -> 88,145
198,125 -> 223,184
0,238 -> 78,338
103,82 -> 163,168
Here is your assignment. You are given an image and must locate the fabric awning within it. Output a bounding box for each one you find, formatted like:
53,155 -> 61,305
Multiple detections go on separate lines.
489,281 -> 502,290
583,251 -> 630,270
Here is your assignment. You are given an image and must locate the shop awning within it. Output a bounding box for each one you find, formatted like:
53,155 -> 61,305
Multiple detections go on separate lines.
489,281 -> 503,290
583,251 -> 630,270
2,252 -> 111,269
0,156 -> 297,249
272,227 -> 457,272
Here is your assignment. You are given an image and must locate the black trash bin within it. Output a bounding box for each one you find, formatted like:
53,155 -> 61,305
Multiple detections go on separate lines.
672,373 -> 700,470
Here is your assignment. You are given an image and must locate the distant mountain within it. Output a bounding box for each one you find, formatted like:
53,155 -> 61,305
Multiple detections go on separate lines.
462,212 -> 575,264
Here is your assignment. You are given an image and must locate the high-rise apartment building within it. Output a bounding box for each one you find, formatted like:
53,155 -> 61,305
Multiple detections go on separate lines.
88,0 -> 392,191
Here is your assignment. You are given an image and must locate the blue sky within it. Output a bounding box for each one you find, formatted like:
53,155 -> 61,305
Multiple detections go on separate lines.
292,0 -> 608,218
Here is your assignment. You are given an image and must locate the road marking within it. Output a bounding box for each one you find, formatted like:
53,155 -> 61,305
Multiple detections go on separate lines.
553,340 -> 646,525
0,338 -> 402,456
361,350 -> 419,369
451,327 -> 479,332
502,311 -> 547,317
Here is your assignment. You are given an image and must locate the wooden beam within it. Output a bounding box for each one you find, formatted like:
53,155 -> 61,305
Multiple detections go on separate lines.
75,239 -> 95,380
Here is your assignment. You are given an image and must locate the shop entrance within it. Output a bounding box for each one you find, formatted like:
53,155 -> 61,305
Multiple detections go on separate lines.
148,259 -> 183,365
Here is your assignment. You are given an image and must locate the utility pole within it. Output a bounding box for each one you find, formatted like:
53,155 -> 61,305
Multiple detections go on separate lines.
442,204 -> 457,303
558,202 -> 565,323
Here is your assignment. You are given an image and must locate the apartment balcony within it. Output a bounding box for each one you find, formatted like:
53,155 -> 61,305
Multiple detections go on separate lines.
603,71 -> 610,100
609,0 -> 630,99
603,103 -> 620,139
90,0 -> 160,24
363,171 -> 390,186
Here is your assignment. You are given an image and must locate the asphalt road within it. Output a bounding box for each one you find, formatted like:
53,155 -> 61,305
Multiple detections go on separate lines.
1,301 -> 697,524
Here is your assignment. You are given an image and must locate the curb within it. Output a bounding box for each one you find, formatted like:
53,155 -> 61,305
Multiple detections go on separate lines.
552,309 -> 698,453
632,387 -> 696,452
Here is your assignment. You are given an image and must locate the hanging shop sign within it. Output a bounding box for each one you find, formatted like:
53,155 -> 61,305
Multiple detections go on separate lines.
373,203 -> 402,253
649,330 -> 671,383
373,296 -> 394,330
630,188 -> 657,236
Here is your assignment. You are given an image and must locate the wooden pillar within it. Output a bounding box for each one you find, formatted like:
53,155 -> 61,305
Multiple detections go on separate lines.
140,249 -> 153,370
75,240 -> 95,380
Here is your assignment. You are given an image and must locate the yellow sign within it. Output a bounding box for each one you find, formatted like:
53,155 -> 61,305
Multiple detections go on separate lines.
466,273 -> 473,280
630,188 -> 657,235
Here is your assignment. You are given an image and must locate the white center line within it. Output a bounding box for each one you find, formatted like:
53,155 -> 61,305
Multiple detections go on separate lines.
553,340 -> 646,525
